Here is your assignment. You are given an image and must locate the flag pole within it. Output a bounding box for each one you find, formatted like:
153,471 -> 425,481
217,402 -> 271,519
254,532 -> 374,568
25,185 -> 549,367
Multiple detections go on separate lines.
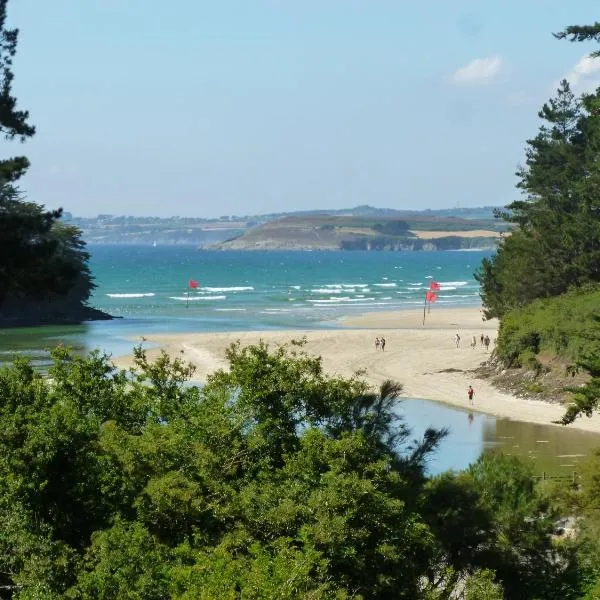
186,285 -> 189,309
423,291 -> 427,326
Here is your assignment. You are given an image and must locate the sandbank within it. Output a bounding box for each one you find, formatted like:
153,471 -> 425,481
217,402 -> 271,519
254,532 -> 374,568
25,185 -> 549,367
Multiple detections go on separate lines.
112,306 -> 600,434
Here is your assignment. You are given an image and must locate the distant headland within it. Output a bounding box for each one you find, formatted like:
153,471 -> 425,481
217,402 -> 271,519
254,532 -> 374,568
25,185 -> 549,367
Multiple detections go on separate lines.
67,205 -> 508,251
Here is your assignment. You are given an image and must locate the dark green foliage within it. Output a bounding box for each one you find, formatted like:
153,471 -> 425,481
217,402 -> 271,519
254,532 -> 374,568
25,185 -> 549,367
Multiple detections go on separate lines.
372,220 -> 411,236
0,0 -> 102,326
548,449 -> 600,598
0,341 -> 582,598
476,81 -> 600,319
424,454 -> 578,600
559,315 -> 600,425
494,286 -> 600,368
555,23 -> 600,57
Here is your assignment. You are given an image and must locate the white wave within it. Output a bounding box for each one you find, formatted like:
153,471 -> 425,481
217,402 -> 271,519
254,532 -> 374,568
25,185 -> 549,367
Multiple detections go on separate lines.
261,308 -> 292,313
308,297 -> 376,304
382,296 -> 393,300
438,294 -> 479,299
322,284 -> 342,289
312,302 -> 394,308
311,288 -> 342,294
214,308 -> 247,311
425,275 -> 433,279
341,283 -> 369,288
201,286 -> 254,292
408,282 -> 423,286
440,286 -> 456,291
373,283 -> 397,288
106,293 -> 155,298
290,285 -> 301,290
169,295 -> 226,301
438,281 -> 469,287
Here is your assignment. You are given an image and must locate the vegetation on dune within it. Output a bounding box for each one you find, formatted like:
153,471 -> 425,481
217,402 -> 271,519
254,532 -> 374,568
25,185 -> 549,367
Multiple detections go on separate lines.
495,287 -> 600,368
0,339 -> 596,599
0,0 -> 105,326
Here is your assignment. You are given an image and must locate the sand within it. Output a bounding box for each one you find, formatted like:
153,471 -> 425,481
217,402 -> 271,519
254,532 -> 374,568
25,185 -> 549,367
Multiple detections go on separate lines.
410,230 -> 504,239
112,307 -> 600,434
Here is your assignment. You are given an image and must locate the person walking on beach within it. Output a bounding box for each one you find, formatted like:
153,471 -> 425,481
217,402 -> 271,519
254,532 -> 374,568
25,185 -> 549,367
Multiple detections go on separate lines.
467,385 -> 475,404
381,337 -> 386,352
471,335 -> 477,349
375,337 -> 380,351
455,333 -> 461,348
484,335 -> 490,351
480,333 -> 484,346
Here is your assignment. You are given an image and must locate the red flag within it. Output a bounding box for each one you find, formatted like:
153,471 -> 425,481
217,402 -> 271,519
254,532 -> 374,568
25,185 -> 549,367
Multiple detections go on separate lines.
426,291 -> 437,303
429,281 -> 441,291
188,279 -> 199,289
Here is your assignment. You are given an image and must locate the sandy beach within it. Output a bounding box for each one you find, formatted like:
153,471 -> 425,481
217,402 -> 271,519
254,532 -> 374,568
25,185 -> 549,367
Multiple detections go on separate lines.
113,306 -> 600,434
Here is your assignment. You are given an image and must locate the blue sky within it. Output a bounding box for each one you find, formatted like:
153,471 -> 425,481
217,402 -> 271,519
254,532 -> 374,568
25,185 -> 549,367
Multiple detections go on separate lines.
7,1 -> 600,217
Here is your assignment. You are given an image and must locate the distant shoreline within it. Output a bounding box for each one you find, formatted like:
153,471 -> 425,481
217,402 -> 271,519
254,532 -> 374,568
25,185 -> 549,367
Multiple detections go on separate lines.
112,306 -> 600,434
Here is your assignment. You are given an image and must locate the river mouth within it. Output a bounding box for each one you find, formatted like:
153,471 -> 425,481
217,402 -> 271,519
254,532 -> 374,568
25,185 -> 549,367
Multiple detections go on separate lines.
2,323 -> 600,478
400,397 -> 600,476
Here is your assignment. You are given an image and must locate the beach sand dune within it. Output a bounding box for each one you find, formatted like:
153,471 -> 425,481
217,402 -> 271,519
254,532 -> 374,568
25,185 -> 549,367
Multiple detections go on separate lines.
113,307 -> 600,434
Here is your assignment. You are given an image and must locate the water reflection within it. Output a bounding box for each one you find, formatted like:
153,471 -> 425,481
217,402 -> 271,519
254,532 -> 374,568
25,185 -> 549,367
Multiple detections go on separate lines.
398,398 -> 600,476
1,328 -> 599,478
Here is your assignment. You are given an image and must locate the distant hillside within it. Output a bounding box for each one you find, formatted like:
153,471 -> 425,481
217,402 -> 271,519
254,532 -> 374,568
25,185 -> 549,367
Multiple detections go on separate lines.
64,206 -> 506,247
213,214 -> 507,251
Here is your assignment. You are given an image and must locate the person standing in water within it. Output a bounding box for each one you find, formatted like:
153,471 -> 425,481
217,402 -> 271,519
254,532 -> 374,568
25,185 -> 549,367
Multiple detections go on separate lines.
467,385 -> 475,404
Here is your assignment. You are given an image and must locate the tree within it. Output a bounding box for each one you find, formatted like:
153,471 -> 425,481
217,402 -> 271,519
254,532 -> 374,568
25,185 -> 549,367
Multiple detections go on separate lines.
555,23 -> 600,57
476,80 -> 600,318
559,316 -> 600,425
0,0 -> 34,183
0,341 -> 587,598
0,0 -> 105,325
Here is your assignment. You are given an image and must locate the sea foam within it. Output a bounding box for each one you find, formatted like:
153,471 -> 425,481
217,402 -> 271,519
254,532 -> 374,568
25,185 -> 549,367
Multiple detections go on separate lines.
106,293 -> 155,298
169,295 -> 226,301
201,286 -> 254,292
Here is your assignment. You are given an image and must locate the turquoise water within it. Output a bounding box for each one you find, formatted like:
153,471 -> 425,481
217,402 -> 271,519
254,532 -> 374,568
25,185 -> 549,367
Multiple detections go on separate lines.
90,247 -> 485,330
1,246 -> 599,474
1,248 -> 488,366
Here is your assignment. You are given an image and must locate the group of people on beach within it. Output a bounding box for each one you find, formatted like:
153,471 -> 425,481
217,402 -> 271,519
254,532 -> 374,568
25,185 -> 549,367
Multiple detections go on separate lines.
374,337 -> 386,351
455,333 -> 491,350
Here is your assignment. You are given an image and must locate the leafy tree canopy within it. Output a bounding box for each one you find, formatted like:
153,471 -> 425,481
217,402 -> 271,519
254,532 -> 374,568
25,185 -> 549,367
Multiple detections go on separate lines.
0,340 -> 584,598
0,0 -> 103,325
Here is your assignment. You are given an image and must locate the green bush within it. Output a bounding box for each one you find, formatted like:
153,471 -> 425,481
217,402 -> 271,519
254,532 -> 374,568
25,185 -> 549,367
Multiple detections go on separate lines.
496,287 -> 600,368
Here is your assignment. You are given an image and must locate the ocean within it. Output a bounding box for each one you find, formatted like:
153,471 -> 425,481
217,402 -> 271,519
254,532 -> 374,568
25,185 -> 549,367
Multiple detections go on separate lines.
1,247 -> 487,365
2,246 -> 598,475
91,246 -> 485,329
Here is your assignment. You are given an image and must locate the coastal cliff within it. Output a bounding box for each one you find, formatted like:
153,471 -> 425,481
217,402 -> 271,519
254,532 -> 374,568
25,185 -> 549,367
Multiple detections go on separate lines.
210,214 -> 504,251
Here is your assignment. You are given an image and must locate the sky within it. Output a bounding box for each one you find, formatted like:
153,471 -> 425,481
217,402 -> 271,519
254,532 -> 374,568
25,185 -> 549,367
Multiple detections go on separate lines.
7,1 -> 600,218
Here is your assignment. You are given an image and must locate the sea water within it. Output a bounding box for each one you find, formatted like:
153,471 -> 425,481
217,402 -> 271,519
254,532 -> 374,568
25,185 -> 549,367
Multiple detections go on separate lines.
91,246 -> 484,328
1,246 -> 598,475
